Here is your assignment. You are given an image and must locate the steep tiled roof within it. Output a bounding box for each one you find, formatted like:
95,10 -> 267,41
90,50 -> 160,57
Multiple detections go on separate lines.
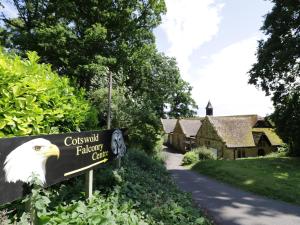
207,115 -> 258,148
179,119 -> 202,137
161,119 -> 177,134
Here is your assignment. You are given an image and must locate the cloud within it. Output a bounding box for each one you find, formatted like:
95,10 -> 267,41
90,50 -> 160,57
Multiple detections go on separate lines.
161,0 -> 224,80
192,36 -> 274,116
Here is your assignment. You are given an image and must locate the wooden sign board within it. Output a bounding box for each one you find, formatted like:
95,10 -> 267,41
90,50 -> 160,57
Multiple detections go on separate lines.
0,129 -> 126,205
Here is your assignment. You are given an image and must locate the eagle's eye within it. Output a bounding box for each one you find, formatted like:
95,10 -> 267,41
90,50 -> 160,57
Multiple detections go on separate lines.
34,146 -> 42,151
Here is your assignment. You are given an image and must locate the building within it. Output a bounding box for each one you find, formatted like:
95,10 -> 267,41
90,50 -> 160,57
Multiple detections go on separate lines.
206,101 -> 213,116
196,114 -> 283,159
160,119 -> 177,145
172,119 -> 202,152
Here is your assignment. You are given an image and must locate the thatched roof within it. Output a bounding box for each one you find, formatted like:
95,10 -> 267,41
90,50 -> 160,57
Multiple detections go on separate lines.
252,128 -> 283,146
179,119 -> 202,137
207,115 -> 283,148
207,115 -> 257,148
161,119 -> 177,134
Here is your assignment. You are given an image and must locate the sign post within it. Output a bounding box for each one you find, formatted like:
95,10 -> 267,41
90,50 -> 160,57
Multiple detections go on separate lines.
107,70 -> 112,130
85,170 -> 93,200
107,70 -> 121,168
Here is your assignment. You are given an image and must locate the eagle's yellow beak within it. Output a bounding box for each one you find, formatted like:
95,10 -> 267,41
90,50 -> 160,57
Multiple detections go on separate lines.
44,144 -> 60,159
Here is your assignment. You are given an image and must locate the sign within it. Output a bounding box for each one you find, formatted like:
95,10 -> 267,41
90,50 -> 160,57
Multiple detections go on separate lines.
0,129 -> 126,205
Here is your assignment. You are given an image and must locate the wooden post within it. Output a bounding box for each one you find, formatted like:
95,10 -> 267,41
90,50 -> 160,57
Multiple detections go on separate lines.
107,70 -> 121,169
107,70 -> 112,130
85,170 -> 93,201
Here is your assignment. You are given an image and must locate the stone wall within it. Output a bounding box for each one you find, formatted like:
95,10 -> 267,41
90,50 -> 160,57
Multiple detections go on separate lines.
196,118 -> 225,158
172,122 -> 186,152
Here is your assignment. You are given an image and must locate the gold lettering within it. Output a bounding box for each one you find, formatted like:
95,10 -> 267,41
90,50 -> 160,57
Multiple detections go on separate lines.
64,137 -> 72,146
76,146 -> 82,155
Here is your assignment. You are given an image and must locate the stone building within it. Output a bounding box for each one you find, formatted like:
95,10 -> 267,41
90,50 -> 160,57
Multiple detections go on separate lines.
196,114 -> 283,159
206,101 -> 213,116
172,119 -> 202,152
160,119 -> 177,145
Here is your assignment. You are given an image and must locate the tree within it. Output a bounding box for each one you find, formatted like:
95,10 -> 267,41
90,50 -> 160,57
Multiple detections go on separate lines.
1,0 -> 166,90
249,0 -> 300,155
1,0 -> 198,152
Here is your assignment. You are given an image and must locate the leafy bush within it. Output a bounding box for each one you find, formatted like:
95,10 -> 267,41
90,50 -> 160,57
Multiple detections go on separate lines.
89,87 -> 163,154
183,147 -> 216,165
3,150 -> 211,225
264,144 -> 288,158
198,147 -> 217,160
0,49 -> 93,136
182,151 -> 199,165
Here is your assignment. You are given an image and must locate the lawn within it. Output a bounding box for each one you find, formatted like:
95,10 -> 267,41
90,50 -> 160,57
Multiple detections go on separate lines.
192,157 -> 300,205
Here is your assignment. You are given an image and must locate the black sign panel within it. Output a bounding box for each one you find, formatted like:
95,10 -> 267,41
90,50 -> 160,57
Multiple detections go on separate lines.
0,129 -> 126,205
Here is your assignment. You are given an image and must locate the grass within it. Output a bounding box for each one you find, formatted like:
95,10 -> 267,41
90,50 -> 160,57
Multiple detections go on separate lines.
192,157 -> 300,205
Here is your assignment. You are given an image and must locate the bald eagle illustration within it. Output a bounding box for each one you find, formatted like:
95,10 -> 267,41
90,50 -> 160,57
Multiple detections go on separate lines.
3,138 -> 60,184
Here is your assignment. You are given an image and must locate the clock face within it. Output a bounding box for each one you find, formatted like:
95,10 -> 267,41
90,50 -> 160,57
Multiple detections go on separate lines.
111,129 -> 126,157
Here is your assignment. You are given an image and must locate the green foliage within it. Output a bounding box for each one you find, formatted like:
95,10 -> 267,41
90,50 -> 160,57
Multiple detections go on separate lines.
248,0 -> 300,155
182,147 -> 216,165
0,49 -> 92,136
182,151 -> 199,165
198,147 -> 217,160
3,150 -> 211,225
1,0 -> 166,90
89,87 -> 130,128
192,157 -> 300,205
271,91 -> 300,156
1,1 -> 198,153
265,144 -> 289,158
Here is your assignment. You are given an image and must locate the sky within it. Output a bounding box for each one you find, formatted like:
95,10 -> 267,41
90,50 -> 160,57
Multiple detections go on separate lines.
154,0 -> 274,116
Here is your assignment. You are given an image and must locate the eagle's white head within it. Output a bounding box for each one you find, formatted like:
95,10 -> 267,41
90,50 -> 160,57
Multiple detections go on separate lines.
3,138 -> 60,184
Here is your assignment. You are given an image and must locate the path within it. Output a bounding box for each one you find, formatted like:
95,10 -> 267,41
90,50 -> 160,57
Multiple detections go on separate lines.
164,147 -> 300,225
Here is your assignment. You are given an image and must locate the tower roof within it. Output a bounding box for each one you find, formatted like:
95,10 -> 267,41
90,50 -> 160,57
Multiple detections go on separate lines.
206,101 -> 213,109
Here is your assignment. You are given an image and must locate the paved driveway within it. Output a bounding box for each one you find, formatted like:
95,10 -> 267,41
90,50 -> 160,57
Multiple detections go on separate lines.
164,147 -> 300,225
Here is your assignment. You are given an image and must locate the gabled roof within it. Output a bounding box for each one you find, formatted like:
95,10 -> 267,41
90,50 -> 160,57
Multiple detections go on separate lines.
161,119 -> 177,134
207,115 -> 258,148
178,119 -> 202,137
252,128 -> 283,146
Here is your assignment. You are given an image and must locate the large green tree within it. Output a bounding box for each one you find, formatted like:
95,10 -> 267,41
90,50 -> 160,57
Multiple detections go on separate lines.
1,0 -> 166,89
1,0 -> 197,152
249,0 -> 300,155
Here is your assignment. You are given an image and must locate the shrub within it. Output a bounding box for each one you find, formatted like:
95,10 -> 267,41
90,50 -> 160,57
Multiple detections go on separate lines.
89,87 -> 163,154
183,147 -> 216,165
264,144 -> 288,158
0,49 -> 93,136
182,151 -> 199,165
198,147 -> 217,160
